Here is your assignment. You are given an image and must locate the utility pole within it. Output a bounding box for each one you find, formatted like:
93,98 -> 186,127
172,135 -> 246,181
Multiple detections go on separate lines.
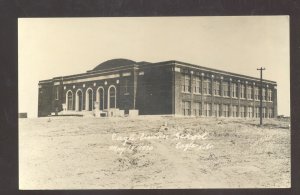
257,67 -> 266,126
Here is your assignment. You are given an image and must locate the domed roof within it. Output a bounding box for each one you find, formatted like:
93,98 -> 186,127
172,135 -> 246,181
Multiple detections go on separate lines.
93,58 -> 136,71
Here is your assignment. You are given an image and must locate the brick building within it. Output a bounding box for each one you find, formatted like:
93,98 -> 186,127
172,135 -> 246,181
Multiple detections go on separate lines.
38,58 -> 277,118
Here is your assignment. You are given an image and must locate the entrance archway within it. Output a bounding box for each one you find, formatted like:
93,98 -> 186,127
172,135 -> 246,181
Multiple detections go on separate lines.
66,90 -> 73,110
96,87 -> 105,110
108,85 -> 116,109
85,88 -> 94,111
75,89 -> 83,111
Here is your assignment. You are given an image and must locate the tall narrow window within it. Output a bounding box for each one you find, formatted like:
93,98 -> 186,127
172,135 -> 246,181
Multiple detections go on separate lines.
267,89 -> 273,101
204,103 -> 211,116
182,101 -> 191,116
203,79 -> 211,95
232,105 -> 238,117
66,90 -> 73,110
181,74 -> 191,93
262,107 -> 266,118
247,86 -> 253,99
194,102 -> 201,116
240,106 -> 246,117
223,81 -> 229,97
268,108 -> 273,118
85,88 -> 94,111
248,106 -> 253,118
214,81 -> 221,96
262,88 -> 266,101
223,104 -> 229,117
76,90 -> 83,111
108,86 -> 116,109
193,76 -> 201,94
240,84 -> 245,99
254,87 -> 259,100
97,87 -> 104,110
231,83 -> 238,98
255,107 -> 260,118
56,87 -> 59,100
124,78 -> 129,94
214,104 -> 221,117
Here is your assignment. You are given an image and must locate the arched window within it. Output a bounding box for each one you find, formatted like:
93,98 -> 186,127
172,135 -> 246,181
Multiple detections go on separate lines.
96,87 -> 105,110
85,88 -> 94,111
108,85 -> 116,109
66,90 -> 73,110
75,89 -> 83,111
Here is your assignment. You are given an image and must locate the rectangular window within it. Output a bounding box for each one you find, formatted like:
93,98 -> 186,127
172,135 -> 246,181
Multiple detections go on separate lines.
232,105 -> 238,117
182,101 -> 191,116
124,78 -> 129,93
55,87 -> 59,100
254,87 -> 259,100
240,106 -> 246,117
231,83 -> 238,98
222,81 -> 229,97
268,108 -> 273,118
214,81 -> 221,96
181,74 -> 191,93
248,106 -> 253,118
203,79 -> 211,95
262,88 -> 266,101
267,89 -> 273,101
214,104 -> 221,117
204,103 -> 211,116
223,104 -> 229,117
194,102 -> 202,116
262,107 -> 266,118
255,107 -> 260,118
247,86 -> 253,99
122,72 -> 131,77
193,76 -> 201,94
240,84 -> 245,99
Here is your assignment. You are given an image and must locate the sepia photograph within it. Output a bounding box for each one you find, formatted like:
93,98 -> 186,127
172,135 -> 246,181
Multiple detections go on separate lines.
18,16 -> 290,189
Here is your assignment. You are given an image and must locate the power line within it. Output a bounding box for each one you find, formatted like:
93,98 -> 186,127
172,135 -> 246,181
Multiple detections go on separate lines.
257,67 -> 266,126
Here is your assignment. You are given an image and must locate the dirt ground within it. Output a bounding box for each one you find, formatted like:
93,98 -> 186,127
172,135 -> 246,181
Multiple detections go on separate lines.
19,116 -> 290,189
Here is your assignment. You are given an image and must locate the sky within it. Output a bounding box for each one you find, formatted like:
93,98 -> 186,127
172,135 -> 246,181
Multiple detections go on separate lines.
18,16 -> 290,118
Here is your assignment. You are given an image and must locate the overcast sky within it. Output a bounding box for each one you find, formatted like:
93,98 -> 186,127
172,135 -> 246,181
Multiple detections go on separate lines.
18,16 -> 290,118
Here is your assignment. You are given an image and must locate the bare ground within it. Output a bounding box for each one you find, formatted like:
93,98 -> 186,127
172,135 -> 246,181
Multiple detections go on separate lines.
19,116 -> 290,189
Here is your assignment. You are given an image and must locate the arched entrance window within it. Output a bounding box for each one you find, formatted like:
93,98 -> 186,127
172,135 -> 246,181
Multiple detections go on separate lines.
85,88 -> 94,111
108,85 -> 116,109
75,89 -> 83,111
96,87 -> 105,110
66,90 -> 73,110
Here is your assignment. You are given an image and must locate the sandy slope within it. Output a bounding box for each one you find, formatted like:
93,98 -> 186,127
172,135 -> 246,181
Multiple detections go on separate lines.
19,116 -> 290,189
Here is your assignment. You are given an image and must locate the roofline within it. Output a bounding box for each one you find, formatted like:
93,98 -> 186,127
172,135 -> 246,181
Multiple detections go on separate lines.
154,60 -> 276,84
38,79 -> 53,84
39,59 -> 277,85
39,65 -> 138,83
